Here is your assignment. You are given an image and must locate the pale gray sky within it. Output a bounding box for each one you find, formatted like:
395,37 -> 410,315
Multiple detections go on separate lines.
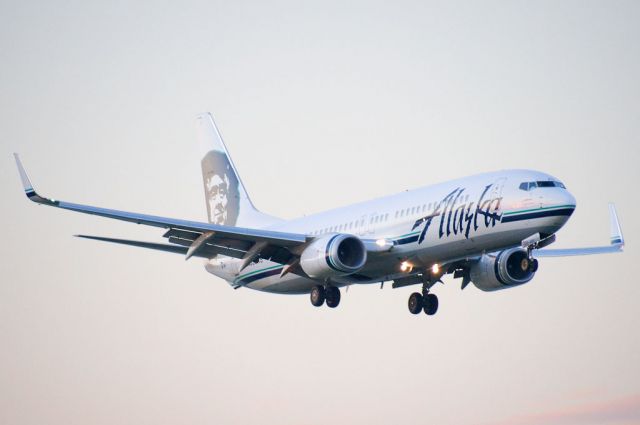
1,1 -> 639,424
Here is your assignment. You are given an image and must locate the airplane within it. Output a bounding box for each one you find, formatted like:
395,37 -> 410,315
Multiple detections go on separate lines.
14,113 -> 625,315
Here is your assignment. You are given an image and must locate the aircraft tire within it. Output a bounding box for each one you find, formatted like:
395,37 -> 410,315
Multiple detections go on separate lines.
408,292 -> 423,314
325,286 -> 341,308
423,293 -> 439,316
310,285 -> 325,307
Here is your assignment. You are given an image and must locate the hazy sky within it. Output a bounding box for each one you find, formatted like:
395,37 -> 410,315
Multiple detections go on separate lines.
1,1 -> 639,424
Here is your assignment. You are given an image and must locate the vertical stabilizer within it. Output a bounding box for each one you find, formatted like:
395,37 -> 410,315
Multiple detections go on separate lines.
196,113 -> 280,228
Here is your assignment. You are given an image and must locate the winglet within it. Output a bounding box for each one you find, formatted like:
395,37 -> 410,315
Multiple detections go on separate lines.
13,154 -> 58,206
14,153 -> 35,195
609,203 -> 624,247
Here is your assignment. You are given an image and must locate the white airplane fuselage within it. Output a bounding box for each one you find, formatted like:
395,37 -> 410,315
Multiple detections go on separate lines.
14,113 -> 623,315
206,169 -> 576,293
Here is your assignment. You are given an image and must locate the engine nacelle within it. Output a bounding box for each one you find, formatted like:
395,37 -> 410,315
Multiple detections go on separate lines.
469,248 -> 536,292
299,234 -> 367,279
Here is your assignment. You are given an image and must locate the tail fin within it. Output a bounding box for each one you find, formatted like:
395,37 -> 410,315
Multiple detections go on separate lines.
196,113 -> 280,228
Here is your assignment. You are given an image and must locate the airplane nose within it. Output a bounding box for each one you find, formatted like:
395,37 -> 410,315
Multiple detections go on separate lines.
564,190 -> 577,213
555,189 -> 577,225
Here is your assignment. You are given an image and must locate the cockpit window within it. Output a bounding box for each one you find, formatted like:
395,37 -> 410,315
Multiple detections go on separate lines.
519,182 -> 534,191
519,181 -> 566,191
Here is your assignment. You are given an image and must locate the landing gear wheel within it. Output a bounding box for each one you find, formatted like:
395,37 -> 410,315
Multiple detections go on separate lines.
310,285 -> 325,307
325,286 -> 341,308
529,258 -> 539,273
408,292 -> 423,314
423,293 -> 439,315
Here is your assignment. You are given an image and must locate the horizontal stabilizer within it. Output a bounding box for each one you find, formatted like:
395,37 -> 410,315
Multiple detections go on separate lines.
75,235 -> 210,258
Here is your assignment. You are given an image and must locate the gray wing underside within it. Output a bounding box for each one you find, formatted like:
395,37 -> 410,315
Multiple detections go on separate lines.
534,203 -> 624,257
75,235 -> 195,256
534,245 -> 623,257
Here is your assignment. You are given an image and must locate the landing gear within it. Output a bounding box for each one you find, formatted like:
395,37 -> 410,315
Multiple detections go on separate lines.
529,258 -> 539,273
310,285 -> 341,308
310,285 -> 325,307
325,286 -> 341,308
407,285 -> 439,316
408,292 -> 423,314
423,293 -> 438,315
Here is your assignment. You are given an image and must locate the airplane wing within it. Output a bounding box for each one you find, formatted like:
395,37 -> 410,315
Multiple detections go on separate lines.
534,203 -> 624,257
14,154 -> 310,268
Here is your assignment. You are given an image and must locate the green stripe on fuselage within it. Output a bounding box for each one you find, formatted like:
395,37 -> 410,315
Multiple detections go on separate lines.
502,204 -> 575,217
234,264 -> 282,283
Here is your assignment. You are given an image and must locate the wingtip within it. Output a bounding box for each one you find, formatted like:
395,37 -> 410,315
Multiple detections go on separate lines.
13,155 -> 60,206
195,112 -> 214,124
14,153 -> 35,194
608,203 -> 624,247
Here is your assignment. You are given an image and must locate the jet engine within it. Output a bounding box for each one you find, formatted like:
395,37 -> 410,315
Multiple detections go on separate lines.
469,248 -> 537,291
299,234 -> 367,279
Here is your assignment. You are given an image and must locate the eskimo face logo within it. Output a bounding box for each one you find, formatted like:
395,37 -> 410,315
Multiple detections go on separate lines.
206,173 -> 229,224
202,151 -> 239,226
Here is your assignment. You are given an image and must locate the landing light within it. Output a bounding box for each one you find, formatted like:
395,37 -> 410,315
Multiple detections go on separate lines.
376,238 -> 387,247
400,261 -> 413,272
431,264 -> 440,274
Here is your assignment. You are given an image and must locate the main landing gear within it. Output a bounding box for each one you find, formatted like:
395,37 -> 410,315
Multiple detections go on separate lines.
310,285 -> 341,308
408,285 -> 439,316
